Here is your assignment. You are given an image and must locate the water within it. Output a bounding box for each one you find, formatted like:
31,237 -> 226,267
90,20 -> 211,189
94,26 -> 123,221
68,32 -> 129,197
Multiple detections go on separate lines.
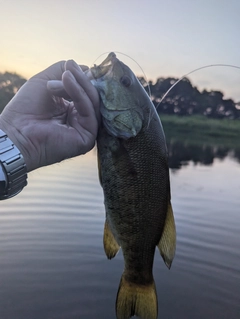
0,148 -> 240,319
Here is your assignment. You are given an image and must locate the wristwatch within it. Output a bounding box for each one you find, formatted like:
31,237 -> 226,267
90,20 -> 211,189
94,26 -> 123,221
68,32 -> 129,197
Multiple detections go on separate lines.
0,129 -> 28,200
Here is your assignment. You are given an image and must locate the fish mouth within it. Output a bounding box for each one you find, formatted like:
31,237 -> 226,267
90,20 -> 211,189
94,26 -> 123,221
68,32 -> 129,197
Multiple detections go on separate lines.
88,52 -> 118,80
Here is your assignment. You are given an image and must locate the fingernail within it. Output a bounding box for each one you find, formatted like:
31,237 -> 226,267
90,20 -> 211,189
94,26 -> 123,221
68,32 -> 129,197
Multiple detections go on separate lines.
47,80 -> 64,91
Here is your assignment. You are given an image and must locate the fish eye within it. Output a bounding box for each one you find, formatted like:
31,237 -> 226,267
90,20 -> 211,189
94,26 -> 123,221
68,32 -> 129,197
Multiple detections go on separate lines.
120,75 -> 132,88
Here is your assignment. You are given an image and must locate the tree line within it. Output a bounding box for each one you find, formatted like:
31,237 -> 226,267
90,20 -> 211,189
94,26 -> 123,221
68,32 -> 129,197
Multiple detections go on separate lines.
140,76 -> 240,119
0,72 -> 26,113
1,71 -> 239,119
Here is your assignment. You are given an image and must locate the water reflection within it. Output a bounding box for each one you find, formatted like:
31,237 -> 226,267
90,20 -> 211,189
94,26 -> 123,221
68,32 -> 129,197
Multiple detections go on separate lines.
0,145 -> 239,319
167,140 -> 240,170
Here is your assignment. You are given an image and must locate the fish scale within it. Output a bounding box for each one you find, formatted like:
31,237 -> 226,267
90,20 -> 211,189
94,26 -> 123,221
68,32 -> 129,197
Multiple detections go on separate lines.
90,52 -> 176,319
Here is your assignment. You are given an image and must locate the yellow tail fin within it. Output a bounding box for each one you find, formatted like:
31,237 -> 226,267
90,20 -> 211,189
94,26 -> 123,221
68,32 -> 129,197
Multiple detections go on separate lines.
116,275 -> 158,319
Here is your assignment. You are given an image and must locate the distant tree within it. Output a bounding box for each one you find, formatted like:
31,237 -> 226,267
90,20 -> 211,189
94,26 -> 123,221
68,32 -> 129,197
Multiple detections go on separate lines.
140,76 -> 240,119
0,72 -> 26,113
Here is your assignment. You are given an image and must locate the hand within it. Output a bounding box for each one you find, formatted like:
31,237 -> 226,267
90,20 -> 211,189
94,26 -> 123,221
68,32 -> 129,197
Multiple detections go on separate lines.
0,60 -> 100,172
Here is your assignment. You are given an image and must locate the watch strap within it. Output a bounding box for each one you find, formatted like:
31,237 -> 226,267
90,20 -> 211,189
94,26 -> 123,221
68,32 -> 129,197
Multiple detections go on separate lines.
0,129 -> 28,200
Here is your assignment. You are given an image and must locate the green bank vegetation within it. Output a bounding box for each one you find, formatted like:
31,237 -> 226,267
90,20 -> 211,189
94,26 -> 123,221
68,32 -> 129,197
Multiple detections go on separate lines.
161,115 -> 240,149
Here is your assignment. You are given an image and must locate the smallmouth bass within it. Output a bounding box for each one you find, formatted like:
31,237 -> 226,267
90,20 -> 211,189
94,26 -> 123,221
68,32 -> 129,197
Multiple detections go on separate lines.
89,53 -> 176,319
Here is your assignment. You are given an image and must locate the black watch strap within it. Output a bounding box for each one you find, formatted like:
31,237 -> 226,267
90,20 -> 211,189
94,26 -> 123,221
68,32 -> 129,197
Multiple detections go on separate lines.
0,129 -> 28,200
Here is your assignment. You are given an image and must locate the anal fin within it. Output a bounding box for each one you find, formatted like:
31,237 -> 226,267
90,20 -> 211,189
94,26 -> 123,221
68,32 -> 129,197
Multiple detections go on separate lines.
103,219 -> 120,259
157,201 -> 176,269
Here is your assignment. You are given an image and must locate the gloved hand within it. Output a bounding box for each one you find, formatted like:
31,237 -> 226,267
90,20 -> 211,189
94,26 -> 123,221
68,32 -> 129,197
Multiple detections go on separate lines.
0,60 -> 100,172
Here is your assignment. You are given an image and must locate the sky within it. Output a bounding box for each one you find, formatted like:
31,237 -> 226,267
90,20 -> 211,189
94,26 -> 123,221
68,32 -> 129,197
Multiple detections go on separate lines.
1,0 -> 240,101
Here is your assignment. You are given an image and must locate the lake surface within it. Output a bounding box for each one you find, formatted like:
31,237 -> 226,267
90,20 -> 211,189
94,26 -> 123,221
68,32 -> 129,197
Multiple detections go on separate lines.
0,146 -> 240,319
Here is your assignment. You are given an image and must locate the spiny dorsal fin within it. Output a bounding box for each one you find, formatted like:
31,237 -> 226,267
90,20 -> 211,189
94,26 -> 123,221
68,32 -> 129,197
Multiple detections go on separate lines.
157,201 -> 176,269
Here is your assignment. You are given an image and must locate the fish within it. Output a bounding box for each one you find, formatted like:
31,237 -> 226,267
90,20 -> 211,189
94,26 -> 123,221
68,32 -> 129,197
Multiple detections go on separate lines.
89,52 -> 176,319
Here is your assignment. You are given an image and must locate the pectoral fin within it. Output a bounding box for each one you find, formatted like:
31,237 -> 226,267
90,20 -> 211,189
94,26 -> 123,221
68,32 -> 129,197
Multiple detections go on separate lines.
103,219 -> 120,259
157,202 -> 176,269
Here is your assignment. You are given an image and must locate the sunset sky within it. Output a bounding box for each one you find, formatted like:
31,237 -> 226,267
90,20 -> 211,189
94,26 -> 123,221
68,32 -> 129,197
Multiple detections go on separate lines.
1,0 -> 240,101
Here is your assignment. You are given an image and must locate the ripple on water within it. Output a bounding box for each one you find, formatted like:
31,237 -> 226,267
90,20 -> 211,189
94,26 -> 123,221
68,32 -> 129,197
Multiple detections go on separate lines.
0,154 -> 240,319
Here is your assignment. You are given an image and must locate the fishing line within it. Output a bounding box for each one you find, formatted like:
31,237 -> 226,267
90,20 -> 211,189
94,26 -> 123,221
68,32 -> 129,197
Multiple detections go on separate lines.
92,53 -> 240,125
92,51 -> 155,130
155,64 -> 240,110
91,51 -> 152,97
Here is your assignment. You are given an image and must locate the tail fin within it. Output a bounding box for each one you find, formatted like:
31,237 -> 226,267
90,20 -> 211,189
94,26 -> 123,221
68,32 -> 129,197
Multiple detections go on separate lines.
116,275 -> 158,319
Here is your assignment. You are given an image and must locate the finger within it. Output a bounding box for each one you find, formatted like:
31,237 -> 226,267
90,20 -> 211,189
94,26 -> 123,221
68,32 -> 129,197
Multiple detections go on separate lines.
47,64 -> 89,99
62,70 -> 98,119
79,65 -> 89,72
64,62 -> 89,72
65,60 -> 100,112
62,71 -> 99,142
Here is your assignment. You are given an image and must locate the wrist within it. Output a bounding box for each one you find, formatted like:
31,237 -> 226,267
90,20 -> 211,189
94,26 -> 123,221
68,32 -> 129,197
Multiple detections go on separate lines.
0,116 -> 33,172
0,129 -> 28,200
